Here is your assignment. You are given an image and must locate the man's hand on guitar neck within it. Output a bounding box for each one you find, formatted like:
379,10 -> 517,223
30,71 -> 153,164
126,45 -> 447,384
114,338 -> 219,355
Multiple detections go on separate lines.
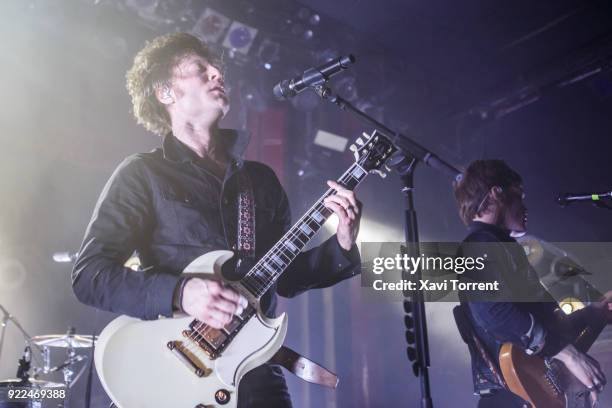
554,344 -> 606,404
324,180 -> 362,251
177,278 -> 248,329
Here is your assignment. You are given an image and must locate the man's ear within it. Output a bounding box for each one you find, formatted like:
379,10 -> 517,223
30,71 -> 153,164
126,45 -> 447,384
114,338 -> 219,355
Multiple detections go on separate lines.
490,186 -> 504,201
155,85 -> 174,105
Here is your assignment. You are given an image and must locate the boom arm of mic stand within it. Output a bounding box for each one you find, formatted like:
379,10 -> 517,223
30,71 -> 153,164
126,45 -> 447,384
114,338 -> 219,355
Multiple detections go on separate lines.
314,85 -> 462,182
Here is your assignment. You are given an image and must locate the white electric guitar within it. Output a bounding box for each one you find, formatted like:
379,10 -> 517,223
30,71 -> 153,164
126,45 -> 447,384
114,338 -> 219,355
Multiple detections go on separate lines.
94,130 -> 396,408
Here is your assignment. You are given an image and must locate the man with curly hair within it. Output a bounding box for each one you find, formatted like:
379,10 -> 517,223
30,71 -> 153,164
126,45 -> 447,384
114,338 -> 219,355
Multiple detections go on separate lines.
72,33 -> 362,407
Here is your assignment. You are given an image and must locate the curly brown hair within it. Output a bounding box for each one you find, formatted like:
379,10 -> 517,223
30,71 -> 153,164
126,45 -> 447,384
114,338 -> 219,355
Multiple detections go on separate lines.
453,160 -> 522,225
126,32 -> 222,136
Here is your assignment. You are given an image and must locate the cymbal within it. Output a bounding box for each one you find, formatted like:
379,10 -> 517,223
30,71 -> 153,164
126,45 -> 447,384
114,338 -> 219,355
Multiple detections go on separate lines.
0,378 -> 64,388
30,334 -> 97,348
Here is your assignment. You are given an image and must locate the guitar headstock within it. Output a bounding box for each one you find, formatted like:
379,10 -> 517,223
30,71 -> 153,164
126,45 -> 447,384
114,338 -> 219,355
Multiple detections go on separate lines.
350,130 -> 397,178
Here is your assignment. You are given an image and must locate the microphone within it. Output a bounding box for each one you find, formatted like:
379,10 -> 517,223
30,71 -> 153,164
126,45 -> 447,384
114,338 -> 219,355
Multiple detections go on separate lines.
53,251 -> 78,263
273,55 -> 356,100
557,191 -> 612,206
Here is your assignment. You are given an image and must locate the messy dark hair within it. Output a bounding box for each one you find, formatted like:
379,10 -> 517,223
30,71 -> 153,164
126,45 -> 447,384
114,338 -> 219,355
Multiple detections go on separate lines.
453,159 -> 522,225
126,32 -> 223,136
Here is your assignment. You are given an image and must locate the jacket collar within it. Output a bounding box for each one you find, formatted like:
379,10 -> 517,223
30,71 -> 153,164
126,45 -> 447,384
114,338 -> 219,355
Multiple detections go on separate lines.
161,129 -> 249,168
467,221 -> 513,242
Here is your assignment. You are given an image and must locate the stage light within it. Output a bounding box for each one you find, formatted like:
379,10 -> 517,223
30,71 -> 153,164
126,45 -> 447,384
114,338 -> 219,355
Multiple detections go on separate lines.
323,217 -> 404,244
257,39 -> 280,70
0,258 -> 26,291
313,130 -> 349,153
558,297 -> 585,315
222,21 -> 258,54
191,8 -> 231,44
296,7 -> 320,26
303,29 -> 314,41
309,14 -> 321,26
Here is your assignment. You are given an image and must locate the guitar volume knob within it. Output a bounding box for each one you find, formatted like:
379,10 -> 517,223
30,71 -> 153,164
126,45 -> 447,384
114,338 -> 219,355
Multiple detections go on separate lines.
215,389 -> 231,405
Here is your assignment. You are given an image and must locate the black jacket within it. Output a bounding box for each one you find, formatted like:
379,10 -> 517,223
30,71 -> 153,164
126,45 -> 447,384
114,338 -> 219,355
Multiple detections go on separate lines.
72,131 -> 360,320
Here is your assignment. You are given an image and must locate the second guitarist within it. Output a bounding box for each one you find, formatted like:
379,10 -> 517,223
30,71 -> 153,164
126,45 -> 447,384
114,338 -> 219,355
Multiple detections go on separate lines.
453,159 -> 612,408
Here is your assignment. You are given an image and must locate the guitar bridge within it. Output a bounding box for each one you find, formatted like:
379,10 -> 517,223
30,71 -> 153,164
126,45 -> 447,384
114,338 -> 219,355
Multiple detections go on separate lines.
167,340 -> 212,377
185,306 -> 255,359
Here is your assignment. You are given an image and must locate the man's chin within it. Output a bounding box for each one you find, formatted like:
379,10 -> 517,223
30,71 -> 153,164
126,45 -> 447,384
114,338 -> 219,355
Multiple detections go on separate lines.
510,229 -> 527,238
510,222 -> 527,237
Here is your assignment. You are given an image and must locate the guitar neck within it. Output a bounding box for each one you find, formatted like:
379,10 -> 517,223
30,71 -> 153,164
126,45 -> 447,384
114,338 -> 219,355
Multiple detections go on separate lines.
239,162 -> 369,298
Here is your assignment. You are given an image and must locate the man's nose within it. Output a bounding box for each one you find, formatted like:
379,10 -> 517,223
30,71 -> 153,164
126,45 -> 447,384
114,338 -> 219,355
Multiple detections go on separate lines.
208,68 -> 222,83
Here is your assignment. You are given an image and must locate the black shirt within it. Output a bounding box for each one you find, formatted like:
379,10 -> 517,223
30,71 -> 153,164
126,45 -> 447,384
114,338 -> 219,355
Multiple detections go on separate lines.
72,131 -> 360,320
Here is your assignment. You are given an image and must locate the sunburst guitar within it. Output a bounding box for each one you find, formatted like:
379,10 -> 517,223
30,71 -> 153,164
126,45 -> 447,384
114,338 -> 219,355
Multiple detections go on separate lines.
500,310 -> 606,408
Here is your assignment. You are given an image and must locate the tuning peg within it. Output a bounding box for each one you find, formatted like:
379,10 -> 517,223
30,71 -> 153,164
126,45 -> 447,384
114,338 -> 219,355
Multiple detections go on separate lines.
349,144 -> 358,152
355,137 -> 364,146
373,169 -> 387,179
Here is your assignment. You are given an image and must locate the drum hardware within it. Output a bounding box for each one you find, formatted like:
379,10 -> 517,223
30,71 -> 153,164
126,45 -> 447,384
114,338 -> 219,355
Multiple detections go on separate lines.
0,305 -> 44,372
1,305 -> 96,407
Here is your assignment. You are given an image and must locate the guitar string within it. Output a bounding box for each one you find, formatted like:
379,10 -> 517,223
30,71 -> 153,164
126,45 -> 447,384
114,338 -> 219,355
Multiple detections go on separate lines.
240,163 -> 366,294
188,169 -> 364,345
188,165 -> 367,348
188,173 -> 362,348
243,167 -> 362,292
247,169 -> 364,295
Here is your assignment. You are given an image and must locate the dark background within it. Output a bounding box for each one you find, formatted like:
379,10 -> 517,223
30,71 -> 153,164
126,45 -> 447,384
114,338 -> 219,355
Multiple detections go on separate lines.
1,0 -> 611,407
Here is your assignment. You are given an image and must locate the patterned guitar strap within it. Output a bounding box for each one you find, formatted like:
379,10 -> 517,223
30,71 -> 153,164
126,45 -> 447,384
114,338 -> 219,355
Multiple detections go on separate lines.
235,168 -> 339,389
236,169 -> 256,262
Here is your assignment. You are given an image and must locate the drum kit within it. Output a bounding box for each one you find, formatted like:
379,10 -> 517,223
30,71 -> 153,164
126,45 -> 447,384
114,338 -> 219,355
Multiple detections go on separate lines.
0,304 -> 96,408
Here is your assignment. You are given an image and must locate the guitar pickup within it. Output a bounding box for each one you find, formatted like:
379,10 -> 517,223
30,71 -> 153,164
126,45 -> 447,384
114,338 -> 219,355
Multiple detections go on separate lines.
167,340 -> 212,378
204,329 -> 227,349
223,316 -> 242,334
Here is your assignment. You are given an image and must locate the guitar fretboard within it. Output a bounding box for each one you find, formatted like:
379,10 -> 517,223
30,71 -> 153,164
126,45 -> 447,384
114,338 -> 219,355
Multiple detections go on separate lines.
240,162 -> 368,297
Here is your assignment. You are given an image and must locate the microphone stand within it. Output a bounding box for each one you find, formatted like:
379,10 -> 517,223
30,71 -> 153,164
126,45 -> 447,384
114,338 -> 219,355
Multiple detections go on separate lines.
0,304 -> 44,373
311,84 -> 461,408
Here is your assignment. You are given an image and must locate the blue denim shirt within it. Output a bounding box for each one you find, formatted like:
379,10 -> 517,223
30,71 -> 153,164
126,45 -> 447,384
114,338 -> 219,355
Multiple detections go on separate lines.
459,222 -> 567,394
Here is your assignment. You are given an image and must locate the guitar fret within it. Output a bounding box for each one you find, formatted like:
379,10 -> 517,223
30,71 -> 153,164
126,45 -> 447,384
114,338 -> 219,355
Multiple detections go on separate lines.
271,254 -> 285,268
238,132 -> 393,298
300,223 -> 313,236
311,209 -> 324,223
284,240 -> 298,253
276,249 -> 292,263
288,233 -> 305,246
293,231 -> 309,244
351,165 -> 365,179
262,262 -> 275,274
